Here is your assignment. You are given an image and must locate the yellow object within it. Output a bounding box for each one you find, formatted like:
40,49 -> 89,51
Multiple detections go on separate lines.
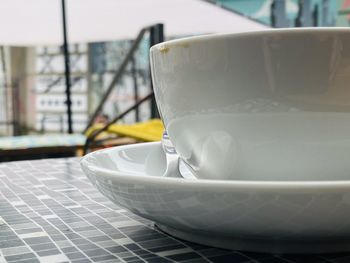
85,119 -> 164,142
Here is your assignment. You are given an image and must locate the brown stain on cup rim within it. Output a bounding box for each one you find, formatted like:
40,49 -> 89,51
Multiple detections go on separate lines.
158,42 -> 190,54
159,45 -> 169,54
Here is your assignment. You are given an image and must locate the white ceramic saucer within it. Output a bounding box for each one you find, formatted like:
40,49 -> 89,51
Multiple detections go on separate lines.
81,142 -> 350,254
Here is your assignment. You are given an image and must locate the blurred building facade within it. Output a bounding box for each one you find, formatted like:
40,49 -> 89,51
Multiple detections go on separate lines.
33,40 -> 152,133
35,44 -> 88,133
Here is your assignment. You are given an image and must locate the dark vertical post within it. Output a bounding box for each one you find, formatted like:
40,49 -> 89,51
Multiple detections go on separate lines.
157,23 -> 164,43
312,4 -> 319,27
131,56 -> 139,122
295,0 -> 303,27
61,0 -> 73,133
270,0 -> 276,27
149,23 -> 164,119
0,47 -> 10,135
12,80 -> 20,135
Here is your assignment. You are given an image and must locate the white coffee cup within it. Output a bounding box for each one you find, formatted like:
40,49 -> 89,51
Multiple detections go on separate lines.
150,28 -> 350,180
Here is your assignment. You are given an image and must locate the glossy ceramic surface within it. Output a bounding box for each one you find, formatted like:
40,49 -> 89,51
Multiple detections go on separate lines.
81,142 -> 350,253
150,28 -> 350,180
161,131 -> 197,179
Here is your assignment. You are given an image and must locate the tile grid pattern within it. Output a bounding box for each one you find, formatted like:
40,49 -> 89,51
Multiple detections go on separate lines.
0,158 -> 348,263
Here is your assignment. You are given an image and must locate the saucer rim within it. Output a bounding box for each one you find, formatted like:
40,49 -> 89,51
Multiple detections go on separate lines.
81,142 -> 350,193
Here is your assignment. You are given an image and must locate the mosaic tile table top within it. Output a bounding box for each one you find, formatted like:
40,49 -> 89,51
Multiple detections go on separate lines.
0,158 -> 349,263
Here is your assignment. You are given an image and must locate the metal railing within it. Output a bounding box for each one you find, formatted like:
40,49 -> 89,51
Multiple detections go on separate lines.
83,23 -> 164,154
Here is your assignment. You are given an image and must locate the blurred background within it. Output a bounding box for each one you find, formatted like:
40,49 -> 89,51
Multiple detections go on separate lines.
0,0 -> 347,161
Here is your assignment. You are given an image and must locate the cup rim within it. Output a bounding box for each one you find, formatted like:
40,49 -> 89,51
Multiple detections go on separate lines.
150,27 -> 350,53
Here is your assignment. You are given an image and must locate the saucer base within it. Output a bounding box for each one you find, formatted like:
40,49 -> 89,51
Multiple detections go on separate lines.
156,224 -> 350,254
